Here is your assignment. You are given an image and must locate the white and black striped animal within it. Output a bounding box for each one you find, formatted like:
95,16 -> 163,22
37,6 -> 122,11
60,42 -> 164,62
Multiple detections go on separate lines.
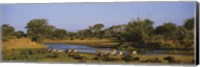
47,49 -> 65,53
131,50 -> 137,55
65,49 -> 77,53
56,49 -> 65,53
109,49 -> 117,56
117,51 -> 124,57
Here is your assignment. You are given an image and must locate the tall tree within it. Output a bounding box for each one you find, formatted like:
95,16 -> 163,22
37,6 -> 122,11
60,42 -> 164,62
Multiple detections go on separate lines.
153,22 -> 177,39
92,24 -> 104,32
51,28 -> 67,39
2,24 -> 15,41
15,31 -> 25,38
25,19 -> 55,43
2,24 -> 15,36
89,24 -> 104,38
119,18 -> 154,49
183,18 -> 194,30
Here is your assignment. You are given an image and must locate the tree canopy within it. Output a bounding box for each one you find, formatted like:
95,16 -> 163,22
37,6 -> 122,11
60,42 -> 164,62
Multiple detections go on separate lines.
25,19 -> 55,43
2,17 -> 194,50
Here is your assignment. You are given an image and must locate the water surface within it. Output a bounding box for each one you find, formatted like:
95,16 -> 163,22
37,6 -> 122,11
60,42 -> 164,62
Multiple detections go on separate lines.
44,43 -> 193,56
44,43 -> 111,53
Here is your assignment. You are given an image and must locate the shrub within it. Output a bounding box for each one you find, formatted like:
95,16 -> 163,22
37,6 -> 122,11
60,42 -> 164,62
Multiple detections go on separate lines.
141,58 -> 161,63
163,56 -> 174,63
123,56 -> 140,62
105,56 -> 122,61
70,38 -> 74,40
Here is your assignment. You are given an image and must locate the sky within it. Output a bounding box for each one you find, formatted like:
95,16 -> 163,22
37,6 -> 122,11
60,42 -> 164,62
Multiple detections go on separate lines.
1,2 -> 196,32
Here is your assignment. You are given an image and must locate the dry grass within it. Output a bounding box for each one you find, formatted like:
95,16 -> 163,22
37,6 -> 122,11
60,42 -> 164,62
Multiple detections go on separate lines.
2,38 -> 47,49
43,39 -> 118,48
2,38 -> 194,64
44,38 -> 114,43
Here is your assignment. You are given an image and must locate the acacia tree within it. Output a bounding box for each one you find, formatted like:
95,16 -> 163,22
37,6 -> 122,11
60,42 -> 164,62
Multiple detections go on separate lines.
183,18 -> 194,30
176,18 -> 194,49
104,25 -> 126,38
25,19 -> 55,43
151,18 -> 194,49
118,18 -> 154,49
153,23 -> 177,39
92,24 -> 104,32
15,31 -> 25,38
51,28 -> 67,39
76,29 -> 92,39
87,24 -> 104,38
2,24 -> 15,41
2,24 -> 15,36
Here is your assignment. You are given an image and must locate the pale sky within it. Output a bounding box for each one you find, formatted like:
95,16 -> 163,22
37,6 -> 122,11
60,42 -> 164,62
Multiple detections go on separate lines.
1,2 -> 196,32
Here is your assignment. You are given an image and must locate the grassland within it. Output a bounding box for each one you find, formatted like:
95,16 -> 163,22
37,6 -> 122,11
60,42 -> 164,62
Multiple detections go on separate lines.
2,38 -> 47,50
2,48 -> 194,65
2,38 -> 195,64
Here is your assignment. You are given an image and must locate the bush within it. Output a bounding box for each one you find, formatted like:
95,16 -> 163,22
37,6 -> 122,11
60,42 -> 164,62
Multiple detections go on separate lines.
2,36 -> 15,42
80,38 -> 84,40
70,38 -> 74,40
163,56 -> 176,63
68,53 -> 85,60
3,49 -> 48,61
105,56 -> 122,61
123,56 -> 140,62
141,58 -> 161,63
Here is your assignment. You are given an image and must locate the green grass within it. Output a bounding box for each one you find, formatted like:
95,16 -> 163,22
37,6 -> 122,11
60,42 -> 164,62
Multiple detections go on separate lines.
2,48 -> 195,65
2,38 -> 194,64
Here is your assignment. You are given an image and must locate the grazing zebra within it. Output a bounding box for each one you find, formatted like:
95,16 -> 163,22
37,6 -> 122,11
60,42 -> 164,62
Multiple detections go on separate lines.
65,49 -> 72,53
52,49 -> 57,52
131,50 -> 137,56
65,49 -> 77,53
118,51 -> 124,57
109,49 -> 117,56
56,49 -> 65,53
96,50 -> 105,57
95,50 -> 110,57
71,49 -> 77,53
47,49 -> 52,52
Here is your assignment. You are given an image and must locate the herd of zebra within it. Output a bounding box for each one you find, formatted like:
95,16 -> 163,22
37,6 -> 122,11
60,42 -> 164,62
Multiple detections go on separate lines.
95,49 -> 138,57
47,48 -> 138,57
47,49 -> 77,53
45,48 -> 184,63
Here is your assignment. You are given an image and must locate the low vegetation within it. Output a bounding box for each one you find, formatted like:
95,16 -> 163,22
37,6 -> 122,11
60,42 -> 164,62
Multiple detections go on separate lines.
3,38 -> 47,50
43,38 -> 118,48
1,17 -> 195,64
2,48 -> 194,64
2,17 -> 194,50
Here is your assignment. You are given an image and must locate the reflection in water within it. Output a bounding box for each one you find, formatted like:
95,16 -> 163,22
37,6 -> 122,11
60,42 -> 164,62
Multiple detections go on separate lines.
44,43 -> 111,53
44,43 -> 193,56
